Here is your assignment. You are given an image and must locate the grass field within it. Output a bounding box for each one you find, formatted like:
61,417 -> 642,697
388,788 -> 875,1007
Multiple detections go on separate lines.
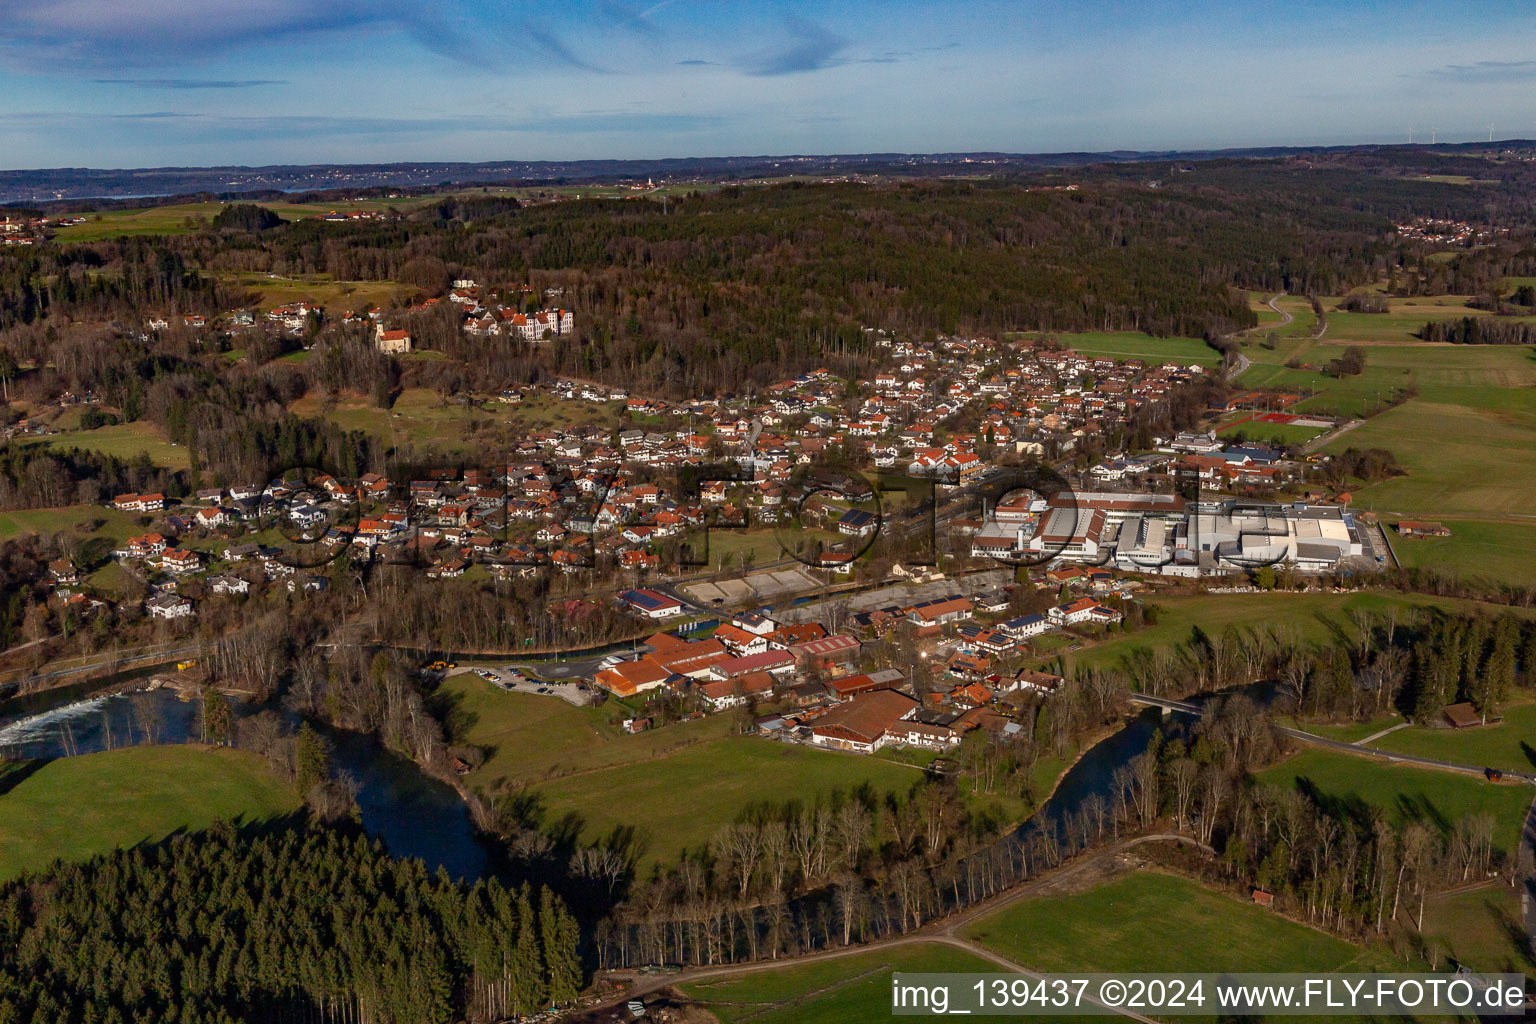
1217,417 -> 1327,446
1370,703 -> 1536,774
682,944 -> 1003,1024
1021,332 -> 1220,365
442,674 -> 1012,868
0,505 -> 140,544
49,196 -> 444,242
1421,885 -> 1533,977
1326,400 -> 1536,517
291,387 -> 615,454
47,186 -> 721,243
1389,520 -> 1536,588
961,870 -> 1365,973
1290,713 -> 1402,744
530,738 -> 930,867
1258,748 -> 1531,856
0,745 -> 299,880
219,271 -> 406,314
37,421 -> 192,470
1062,590 -> 1510,673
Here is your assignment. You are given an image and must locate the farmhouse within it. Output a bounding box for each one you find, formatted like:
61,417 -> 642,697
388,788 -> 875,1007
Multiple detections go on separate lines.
594,657 -> 675,698
809,690 -> 920,753
696,670 -> 776,710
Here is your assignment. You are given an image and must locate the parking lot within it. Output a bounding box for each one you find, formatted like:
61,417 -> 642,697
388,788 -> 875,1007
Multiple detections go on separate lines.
466,666 -> 591,706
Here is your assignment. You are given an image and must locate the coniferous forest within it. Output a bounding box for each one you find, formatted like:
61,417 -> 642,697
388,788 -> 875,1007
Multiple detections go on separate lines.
0,823 -> 581,1024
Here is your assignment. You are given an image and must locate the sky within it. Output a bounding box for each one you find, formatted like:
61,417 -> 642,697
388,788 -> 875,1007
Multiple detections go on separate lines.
2,0 -> 1536,168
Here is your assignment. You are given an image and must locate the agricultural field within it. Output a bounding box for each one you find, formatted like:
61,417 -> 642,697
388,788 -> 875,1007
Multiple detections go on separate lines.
44,185 -> 724,243
1369,702 -> 1536,774
1221,336 -> 1536,586
1257,748 -> 1531,856
37,421 -> 192,470
0,745 -> 299,880
528,739 -> 929,868
47,196 -> 442,242
1388,519 -> 1536,589
1320,294 -> 1536,345
681,944 -> 1005,1024
960,870 -> 1366,973
1325,400 -> 1536,517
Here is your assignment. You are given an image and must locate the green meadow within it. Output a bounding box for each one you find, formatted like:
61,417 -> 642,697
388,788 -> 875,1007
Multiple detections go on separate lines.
0,746 -> 298,881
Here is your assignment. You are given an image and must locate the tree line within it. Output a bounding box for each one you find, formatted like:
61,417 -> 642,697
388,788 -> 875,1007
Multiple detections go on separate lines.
0,823 -> 579,1024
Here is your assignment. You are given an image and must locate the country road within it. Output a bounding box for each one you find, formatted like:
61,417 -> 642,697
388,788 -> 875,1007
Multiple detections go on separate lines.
1127,693 -> 1536,784
1300,416 -> 1364,454
589,834 -> 1210,1023
1226,292 -> 1290,382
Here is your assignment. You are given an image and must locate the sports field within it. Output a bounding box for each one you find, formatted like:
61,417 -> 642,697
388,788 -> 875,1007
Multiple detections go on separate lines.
1258,748 -> 1531,856
0,745 -> 298,880
961,870 -> 1366,973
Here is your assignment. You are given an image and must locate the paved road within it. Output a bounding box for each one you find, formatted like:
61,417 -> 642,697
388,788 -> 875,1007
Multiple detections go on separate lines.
1128,693 -> 1536,784
1225,292 -> 1289,383
2,642 -> 200,693
592,834 -> 1208,1023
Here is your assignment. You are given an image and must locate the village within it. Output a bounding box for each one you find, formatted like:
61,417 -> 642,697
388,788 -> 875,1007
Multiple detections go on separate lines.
13,296 -> 1413,765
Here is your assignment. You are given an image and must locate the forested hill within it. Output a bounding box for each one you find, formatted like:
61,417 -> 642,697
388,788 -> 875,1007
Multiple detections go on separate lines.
0,823 -> 581,1024
0,176 -> 1386,393
7,153 -> 1536,396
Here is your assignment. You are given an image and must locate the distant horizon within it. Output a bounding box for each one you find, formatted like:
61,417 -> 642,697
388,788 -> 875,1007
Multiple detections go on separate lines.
3,1 -> 1535,167
2,135 -> 1532,180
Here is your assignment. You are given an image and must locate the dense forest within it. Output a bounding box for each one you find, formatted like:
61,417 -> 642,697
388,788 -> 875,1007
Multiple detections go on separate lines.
0,824 -> 580,1024
10,157 -> 1506,395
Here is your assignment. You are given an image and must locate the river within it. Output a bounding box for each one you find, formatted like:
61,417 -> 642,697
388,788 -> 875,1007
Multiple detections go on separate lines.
0,671 -> 1256,884
0,686 -> 491,880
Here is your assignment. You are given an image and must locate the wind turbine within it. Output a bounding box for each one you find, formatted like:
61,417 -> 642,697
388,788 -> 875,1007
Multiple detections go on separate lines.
1407,126 -> 1415,144
1431,126 -> 1438,144
1488,122 -> 1495,142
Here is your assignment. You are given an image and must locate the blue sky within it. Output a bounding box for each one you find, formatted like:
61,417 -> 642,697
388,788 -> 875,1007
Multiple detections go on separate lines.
2,0 -> 1535,168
